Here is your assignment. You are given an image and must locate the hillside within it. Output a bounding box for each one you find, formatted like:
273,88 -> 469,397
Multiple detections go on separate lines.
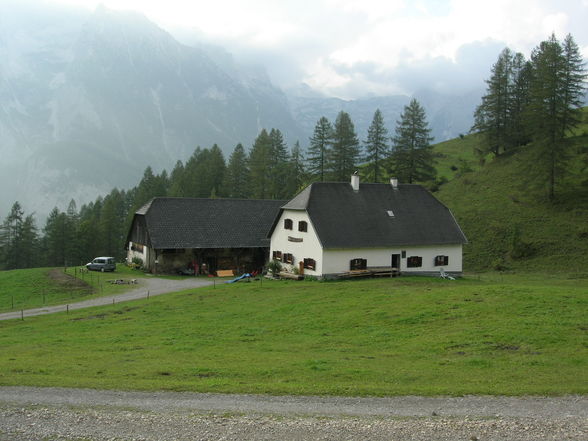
434,108 -> 588,272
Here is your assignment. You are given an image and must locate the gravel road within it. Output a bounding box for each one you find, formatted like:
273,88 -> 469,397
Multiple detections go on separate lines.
0,277 -> 213,321
0,387 -> 585,440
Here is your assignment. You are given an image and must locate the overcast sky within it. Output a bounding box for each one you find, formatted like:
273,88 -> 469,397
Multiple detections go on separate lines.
50,0 -> 588,99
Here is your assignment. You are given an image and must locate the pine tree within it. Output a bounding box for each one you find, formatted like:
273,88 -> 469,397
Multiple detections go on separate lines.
329,111 -> 360,181
224,143 -> 250,198
390,98 -> 436,184
307,117 -> 333,182
364,109 -> 389,182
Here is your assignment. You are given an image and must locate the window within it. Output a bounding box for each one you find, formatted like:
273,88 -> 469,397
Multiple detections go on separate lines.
131,242 -> 144,253
407,256 -> 422,268
386,210 -> 394,217
350,258 -> 367,270
435,255 -> 449,266
272,250 -> 282,261
298,221 -> 308,232
401,250 -> 406,258
284,218 -> 293,230
283,253 -> 294,264
303,258 -> 316,270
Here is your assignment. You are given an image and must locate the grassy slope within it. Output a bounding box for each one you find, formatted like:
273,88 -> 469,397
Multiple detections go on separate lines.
1,276 -> 586,396
0,266 -> 151,313
434,108 -> 588,272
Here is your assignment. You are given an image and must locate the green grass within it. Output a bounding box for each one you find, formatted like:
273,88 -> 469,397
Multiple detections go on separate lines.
0,265 -> 150,313
1,275 -> 586,396
433,107 -> 588,272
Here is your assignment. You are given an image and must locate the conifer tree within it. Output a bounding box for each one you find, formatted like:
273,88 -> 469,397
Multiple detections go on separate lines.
364,109 -> 389,182
224,143 -> 250,198
525,33 -> 587,200
390,99 -> 436,184
307,116 -> 333,182
168,160 -> 186,197
268,128 -> 290,199
285,141 -> 306,197
249,129 -> 272,199
329,111 -> 360,181
472,48 -> 524,155
0,202 -> 28,269
42,207 -> 68,266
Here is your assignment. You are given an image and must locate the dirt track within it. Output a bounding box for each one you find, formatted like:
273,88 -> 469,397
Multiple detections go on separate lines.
0,387 -> 586,440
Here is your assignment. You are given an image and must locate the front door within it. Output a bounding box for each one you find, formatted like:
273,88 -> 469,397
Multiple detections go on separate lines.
391,253 -> 400,270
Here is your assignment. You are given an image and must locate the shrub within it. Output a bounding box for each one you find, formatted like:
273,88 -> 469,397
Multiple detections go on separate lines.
267,259 -> 282,277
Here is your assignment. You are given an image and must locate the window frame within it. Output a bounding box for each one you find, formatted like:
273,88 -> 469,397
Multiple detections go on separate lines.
303,258 -> 316,270
350,258 -> 367,270
406,256 -> 422,268
434,255 -> 449,266
284,218 -> 293,230
272,250 -> 282,261
298,221 -> 308,232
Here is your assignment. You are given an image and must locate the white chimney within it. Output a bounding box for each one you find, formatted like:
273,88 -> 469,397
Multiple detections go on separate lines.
390,177 -> 398,189
351,172 -> 360,191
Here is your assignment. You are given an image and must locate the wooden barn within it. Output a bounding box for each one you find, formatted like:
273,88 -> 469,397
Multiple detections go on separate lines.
126,197 -> 286,275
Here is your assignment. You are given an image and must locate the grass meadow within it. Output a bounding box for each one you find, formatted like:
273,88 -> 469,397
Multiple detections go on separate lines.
1,273 -> 586,396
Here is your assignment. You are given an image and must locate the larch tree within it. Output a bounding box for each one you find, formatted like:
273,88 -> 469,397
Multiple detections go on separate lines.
390,98 -> 436,184
525,33 -> 587,201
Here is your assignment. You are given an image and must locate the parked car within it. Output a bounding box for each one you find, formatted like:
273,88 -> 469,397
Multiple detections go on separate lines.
86,257 -> 116,272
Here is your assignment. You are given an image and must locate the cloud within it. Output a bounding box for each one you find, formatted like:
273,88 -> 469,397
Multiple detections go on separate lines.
50,0 -> 588,99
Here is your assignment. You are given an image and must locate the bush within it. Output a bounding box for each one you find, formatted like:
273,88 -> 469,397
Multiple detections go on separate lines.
128,256 -> 144,270
267,259 -> 282,277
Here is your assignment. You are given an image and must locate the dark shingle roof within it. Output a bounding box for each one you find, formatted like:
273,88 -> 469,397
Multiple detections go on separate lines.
138,197 -> 286,249
275,182 -> 467,248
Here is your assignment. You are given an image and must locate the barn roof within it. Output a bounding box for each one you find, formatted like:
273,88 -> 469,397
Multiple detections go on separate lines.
270,182 -> 467,249
133,197 -> 286,249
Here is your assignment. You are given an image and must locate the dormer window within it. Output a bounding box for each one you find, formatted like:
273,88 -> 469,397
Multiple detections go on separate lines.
284,218 -> 293,230
298,221 -> 308,232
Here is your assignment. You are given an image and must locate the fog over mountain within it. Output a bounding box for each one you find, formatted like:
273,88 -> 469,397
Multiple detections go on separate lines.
0,2 -> 482,219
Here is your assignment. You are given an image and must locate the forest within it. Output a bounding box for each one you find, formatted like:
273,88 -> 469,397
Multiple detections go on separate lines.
0,33 -> 585,271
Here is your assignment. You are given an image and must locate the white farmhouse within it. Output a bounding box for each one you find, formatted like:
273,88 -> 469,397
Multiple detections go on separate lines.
268,175 -> 467,278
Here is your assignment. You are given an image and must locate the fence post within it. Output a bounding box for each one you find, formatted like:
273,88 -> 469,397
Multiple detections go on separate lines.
21,310 -> 24,321
11,296 -> 14,310
67,304 -> 69,314
147,290 -> 150,299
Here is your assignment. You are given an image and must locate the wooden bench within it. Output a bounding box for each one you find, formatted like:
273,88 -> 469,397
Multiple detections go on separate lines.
216,269 -> 234,277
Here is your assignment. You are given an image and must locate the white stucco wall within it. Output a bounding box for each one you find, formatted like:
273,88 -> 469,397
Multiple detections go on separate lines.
322,244 -> 463,276
270,209 -> 463,277
127,241 -> 148,265
270,209 -> 324,276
